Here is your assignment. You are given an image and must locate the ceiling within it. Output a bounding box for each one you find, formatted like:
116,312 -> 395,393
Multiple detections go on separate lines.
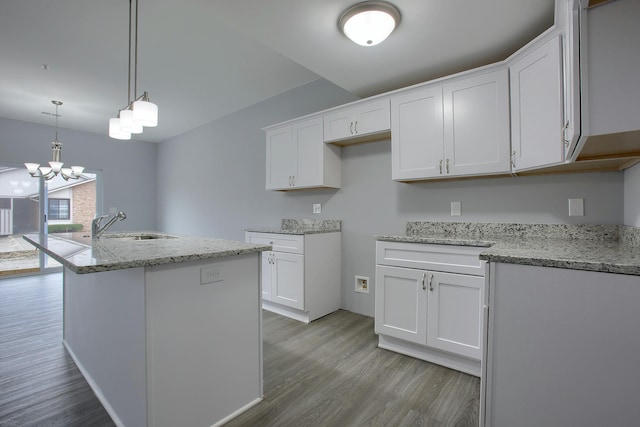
0,0 -> 555,143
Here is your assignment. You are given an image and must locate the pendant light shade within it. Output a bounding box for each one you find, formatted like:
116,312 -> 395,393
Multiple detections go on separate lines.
109,117 -> 132,140
119,109 -> 143,134
132,93 -> 158,127
339,1 -> 400,46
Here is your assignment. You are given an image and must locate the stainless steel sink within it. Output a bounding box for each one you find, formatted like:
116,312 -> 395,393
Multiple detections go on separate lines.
103,233 -> 178,241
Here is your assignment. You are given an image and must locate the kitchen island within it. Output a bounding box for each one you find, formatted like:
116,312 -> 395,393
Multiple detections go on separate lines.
24,232 -> 271,427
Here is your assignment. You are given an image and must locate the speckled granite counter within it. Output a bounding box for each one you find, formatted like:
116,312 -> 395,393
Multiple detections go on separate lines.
376,222 -> 640,276
245,218 -> 341,235
23,232 -> 271,274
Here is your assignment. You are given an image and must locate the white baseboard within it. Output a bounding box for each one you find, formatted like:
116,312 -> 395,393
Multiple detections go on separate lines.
63,340 -> 126,427
210,397 -> 263,427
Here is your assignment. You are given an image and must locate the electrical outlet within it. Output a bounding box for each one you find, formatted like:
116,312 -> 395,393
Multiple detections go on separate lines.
569,198 -> 584,216
201,265 -> 223,284
355,276 -> 369,294
451,201 -> 461,216
313,203 -> 321,214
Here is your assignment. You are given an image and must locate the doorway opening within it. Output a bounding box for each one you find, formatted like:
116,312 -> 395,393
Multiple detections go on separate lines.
0,164 -> 98,276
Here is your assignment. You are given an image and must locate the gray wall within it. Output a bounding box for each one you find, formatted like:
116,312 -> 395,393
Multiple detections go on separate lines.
624,163 -> 640,227
158,78 -> 625,317
0,117 -> 158,232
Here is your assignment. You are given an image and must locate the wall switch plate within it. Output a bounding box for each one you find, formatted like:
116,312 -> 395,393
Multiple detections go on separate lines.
451,201 -> 461,216
569,198 -> 584,216
313,203 -> 321,214
355,276 -> 369,294
201,265 -> 223,285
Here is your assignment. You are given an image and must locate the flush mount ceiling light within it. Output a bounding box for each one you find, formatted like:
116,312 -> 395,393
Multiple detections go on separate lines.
338,1 -> 401,46
25,100 -> 85,181
109,0 -> 158,140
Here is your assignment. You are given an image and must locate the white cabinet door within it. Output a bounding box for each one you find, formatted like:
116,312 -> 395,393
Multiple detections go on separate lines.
271,251 -> 304,310
510,35 -> 565,171
375,265 -> 428,345
293,117 -> 324,188
443,69 -> 511,177
426,272 -> 483,360
324,99 -> 390,143
391,85 -> 444,180
261,252 -> 272,302
266,116 -> 339,190
265,126 -> 293,190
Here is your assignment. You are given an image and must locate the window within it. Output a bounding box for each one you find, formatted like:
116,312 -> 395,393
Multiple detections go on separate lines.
49,198 -> 70,220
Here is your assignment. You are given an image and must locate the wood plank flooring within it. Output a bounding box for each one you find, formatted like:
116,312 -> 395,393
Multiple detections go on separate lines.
0,273 -> 115,427
227,310 -> 480,427
0,273 -> 479,427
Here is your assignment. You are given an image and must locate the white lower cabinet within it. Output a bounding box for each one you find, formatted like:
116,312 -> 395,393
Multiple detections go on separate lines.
426,271 -> 483,360
375,241 -> 486,376
246,231 -> 341,323
269,251 -> 304,310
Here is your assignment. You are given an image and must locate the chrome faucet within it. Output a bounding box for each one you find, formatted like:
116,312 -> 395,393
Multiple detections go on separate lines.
92,211 -> 127,238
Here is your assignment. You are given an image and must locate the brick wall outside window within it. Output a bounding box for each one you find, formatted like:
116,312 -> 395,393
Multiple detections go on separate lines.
71,181 -> 96,233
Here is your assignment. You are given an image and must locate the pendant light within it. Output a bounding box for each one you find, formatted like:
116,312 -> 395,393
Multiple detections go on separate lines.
339,1 -> 401,46
25,100 -> 85,181
109,0 -> 158,139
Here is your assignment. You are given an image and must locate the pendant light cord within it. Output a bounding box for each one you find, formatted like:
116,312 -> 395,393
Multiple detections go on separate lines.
134,0 -> 139,102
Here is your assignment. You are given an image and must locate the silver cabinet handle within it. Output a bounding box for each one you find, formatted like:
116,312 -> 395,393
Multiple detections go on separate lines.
562,120 -> 570,147
350,122 -> 354,135
446,158 -> 450,174
292,175 -> 295,187
421,272 -> 426,290
511,151 -> 516,168
439,159 -> 443,175
429,273 -> 434,292
354,121 -> 358,134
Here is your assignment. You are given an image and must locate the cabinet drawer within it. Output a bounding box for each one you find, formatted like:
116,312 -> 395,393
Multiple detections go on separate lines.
245,232 -> 304,254
376,241 -> 485,276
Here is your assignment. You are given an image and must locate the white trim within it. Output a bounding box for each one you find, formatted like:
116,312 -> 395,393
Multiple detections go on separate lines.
209,397 -> 263,427
63,340 -> 126,427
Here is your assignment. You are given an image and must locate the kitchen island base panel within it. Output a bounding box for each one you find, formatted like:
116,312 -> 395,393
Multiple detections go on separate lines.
63,267 -> 147,427
62,254 -> 263,427
145,255 -> 262,427
378,334 -> 481,377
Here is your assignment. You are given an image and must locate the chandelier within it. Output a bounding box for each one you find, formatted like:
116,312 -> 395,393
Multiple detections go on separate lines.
109,0 -> 158,140
24,100 -> 85,181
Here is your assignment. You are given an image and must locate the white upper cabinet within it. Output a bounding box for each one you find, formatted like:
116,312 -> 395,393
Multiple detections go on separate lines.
324,98 -> 390,144
391,85 -> 444,180
391,67 -> 510,181
510,35 -> 565,172
443,69 -> 511,176
265,116 -> 341,190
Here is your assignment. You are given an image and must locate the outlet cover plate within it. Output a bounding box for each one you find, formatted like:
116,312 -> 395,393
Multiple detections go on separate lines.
451,201 -> 461,216
569,198 -> 584,216
313,203 -> 321,214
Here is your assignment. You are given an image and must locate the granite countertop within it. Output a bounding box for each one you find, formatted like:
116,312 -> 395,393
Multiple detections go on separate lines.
245,218 -> 341,235
23,232 -> 271,275
376,222 -> 640,276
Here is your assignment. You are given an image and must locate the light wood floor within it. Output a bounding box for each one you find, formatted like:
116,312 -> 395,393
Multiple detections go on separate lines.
0,273 -> 479,426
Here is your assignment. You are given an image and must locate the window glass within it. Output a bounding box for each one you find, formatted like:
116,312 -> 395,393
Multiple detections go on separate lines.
49,198 -> 70,220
